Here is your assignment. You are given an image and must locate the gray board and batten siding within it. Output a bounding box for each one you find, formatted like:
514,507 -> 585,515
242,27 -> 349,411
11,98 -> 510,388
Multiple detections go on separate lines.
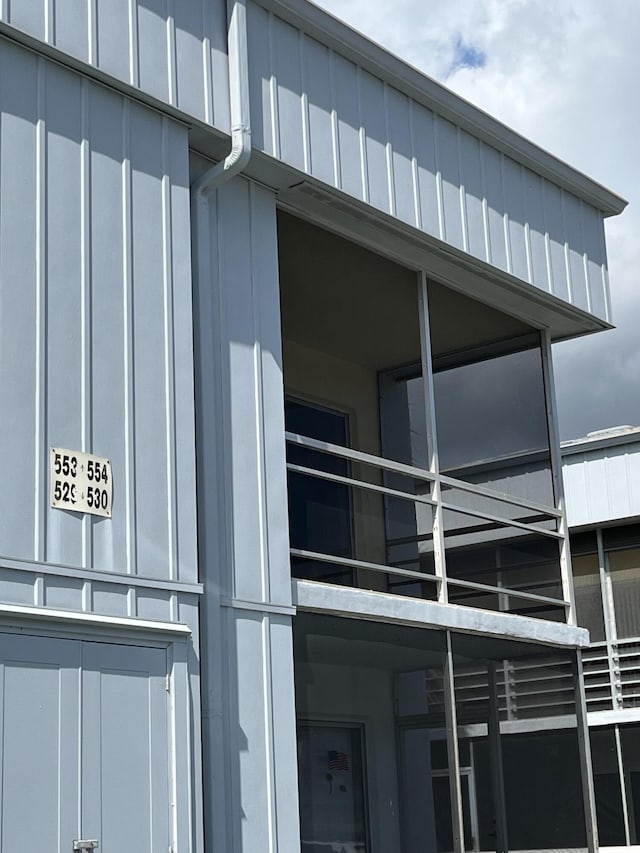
246,0 -> 623,323
0,40 -> 198,621
563,430 -> 640,529
0,37 -> 203,853
0,0 -> 231,128
0,0 -> 626,327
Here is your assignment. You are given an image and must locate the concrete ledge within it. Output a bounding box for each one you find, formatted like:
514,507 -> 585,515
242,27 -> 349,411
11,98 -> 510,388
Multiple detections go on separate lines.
293,579 -> 590,649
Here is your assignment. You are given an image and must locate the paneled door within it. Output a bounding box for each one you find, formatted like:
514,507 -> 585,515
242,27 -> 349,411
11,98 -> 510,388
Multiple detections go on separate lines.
0,633 -> 170,852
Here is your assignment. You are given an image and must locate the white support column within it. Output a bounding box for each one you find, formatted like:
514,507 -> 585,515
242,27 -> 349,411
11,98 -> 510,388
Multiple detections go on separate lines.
192,173 -> 300,853
487,662 -> 508,853
573,650 -> 599,853
418,272 -> 448,604
541,328 -> 576,625
597,527 -> 622,709
615,724 -> 632,845
443,631 -> 465,853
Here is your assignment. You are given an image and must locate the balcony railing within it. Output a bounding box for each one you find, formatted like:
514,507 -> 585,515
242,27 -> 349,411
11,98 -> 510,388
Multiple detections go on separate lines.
286,431 -> 568,620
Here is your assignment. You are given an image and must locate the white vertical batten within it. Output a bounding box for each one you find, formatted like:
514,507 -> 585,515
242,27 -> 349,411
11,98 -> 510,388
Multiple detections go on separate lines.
201,0 -> 214,126
383,83 -> 396,218
561,190 -> 575,305
522,164 -> 535,284
128,0 -> 139,88
127,586 -> 137,616
356,65 -> 369,205
433,115 -> 445,242
299,31 -> 311,175
166,0 -> 178,108
328,49 -> 340,190
457,126 -> 469,254
44,0 -> 53,43
267,12 -> 279,160
408,100 -> 422,231
599,222 -> 612,323
161,117 -> 178,582
80,76 -> 93,570
82,579 -> 92,612
88,0 -> 97,65
34,56 -> 47,563
34,573 -> 44,606
500,153 -> 513,275
579,200 -> 593,314
542,183 -> 555,295
121,98 -> 137,575
478,141 -> 492,265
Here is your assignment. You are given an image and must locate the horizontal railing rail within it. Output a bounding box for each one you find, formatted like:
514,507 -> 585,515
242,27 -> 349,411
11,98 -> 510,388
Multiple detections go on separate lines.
439,473 -> 563,518
285,431 -> 566,620
285,431 -> 435,483
286,462 -> 436,506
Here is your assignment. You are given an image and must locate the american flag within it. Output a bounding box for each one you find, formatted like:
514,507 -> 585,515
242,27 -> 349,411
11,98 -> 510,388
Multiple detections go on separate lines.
327,750 -> 349,772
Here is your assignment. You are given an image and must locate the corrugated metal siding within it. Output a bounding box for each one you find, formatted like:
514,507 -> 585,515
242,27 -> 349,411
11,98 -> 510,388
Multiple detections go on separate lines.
0,41 -> 197,582
247,3 -> 611,321
563,441 -> 640,528
0,0 -> 230,128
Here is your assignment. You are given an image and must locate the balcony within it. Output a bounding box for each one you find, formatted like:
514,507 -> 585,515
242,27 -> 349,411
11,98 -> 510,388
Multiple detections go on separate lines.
279,212 -> 569,624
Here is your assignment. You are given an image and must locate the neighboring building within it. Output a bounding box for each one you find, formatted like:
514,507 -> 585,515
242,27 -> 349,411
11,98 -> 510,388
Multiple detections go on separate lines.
0,2 -> 626,852
563,427 -> 640,848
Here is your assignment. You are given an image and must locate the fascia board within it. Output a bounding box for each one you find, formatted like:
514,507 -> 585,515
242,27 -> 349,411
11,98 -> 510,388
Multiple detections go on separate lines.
562,430 -> 640,457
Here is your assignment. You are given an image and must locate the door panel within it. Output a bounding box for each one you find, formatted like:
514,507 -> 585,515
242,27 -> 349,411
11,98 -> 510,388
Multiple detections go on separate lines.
0,634 -> 81,852
81,642 -> 170,852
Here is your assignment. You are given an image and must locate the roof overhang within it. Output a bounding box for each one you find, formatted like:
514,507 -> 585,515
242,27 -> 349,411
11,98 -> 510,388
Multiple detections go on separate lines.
269,167 -> 613,342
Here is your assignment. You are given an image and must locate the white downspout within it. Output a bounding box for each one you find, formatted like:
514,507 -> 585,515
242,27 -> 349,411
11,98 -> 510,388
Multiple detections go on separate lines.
192,0 -> 251,197
191,5 -> 251,851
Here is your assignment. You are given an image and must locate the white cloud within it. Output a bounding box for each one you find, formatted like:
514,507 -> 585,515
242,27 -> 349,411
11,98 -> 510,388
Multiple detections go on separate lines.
313,0 -> 640,439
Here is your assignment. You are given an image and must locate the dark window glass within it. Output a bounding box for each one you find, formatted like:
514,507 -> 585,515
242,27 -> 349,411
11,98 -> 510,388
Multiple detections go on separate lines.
590,728 -> 626,846
620,725 -> 640,843
297,722 -> 369,853
604,523 -> 640,551
609,549 -> 640,641
570,530 -> 598,556
502,730 -> 586,848
286,399 -> 353,584
572,554 -> 605,642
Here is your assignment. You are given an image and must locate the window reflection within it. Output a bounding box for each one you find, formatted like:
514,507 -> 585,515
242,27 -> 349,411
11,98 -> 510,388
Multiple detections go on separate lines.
433,342 -> 555,508
298,722 -> 369,853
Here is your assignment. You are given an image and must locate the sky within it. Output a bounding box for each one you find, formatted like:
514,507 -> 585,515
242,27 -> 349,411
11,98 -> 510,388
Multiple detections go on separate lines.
312,0 -> 639,441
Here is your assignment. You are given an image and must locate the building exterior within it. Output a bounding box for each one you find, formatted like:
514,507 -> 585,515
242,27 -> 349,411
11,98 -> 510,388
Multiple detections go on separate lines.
563,427 -> 640,848
0,1 -> 626,852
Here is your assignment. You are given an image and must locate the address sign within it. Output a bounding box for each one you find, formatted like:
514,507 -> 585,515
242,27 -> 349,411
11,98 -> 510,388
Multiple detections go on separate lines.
50,448 -> 112,518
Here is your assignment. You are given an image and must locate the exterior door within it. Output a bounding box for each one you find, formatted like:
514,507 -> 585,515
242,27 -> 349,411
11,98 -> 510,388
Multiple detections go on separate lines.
0,632 -> 170,852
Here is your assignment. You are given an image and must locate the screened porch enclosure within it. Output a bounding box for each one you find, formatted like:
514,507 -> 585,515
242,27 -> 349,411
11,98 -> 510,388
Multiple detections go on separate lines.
294,613 -> 591,853
278,213 -> 569,622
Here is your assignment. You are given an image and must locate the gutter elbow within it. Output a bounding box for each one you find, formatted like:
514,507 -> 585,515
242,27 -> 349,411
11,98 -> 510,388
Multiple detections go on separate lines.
225,125 -> 252,175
